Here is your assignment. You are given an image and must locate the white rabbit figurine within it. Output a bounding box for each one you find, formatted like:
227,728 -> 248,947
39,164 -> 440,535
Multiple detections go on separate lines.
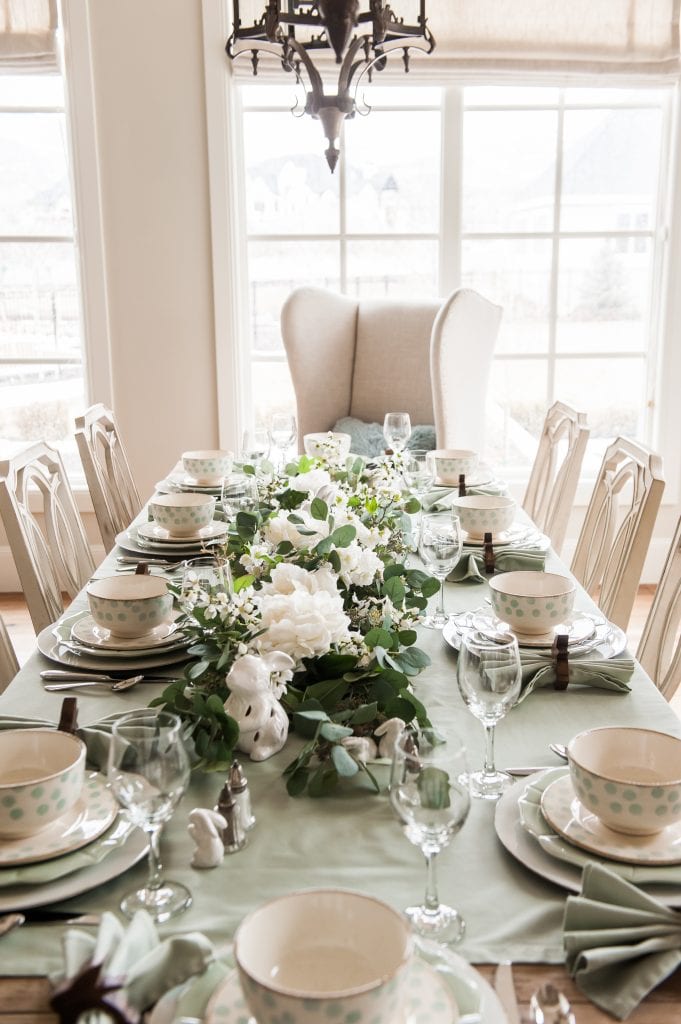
188,808 -> 227,868
374,717 -> 406,760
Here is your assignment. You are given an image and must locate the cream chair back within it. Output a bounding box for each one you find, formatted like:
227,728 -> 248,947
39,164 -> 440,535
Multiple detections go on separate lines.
75,404 -> 141,552
0,442 -> 95,634
571,437 -> 664,632
0,615 -> 19,695
522,401 -> 590,555
638,516 -> 681,700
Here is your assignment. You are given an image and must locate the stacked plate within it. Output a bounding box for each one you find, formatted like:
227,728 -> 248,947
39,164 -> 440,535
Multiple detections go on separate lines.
154,472 -> 223,496
443,608 -> 627,658
0,770 -> 147,911
460,523 -> 550,550
495,767 -> 681,906
39,608 -> 192,673
116,521 -> 229,559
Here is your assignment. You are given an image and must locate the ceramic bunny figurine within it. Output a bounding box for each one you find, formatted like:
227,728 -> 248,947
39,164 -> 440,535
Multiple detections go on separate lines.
224,651 -> 295,761
341,735 -> 378,762
374,718 -> 406,759
188,808 -> 227,868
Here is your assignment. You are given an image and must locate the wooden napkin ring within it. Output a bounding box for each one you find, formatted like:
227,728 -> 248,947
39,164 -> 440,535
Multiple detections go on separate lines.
552,633 -> 570,690
50,959 -> 138,1024
483,532 -> 495,574
458,474 -> 466,497
134,563 -> 150,575
58,697 -> 79,735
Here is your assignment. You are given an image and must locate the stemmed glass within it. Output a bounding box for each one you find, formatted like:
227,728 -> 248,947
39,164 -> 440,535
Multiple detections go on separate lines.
383,412 -> 412,453
418,511 -> 462,628
402,449 -> 436,547
390,727 -> 471,943
179,556 -> 232,615
241,428 -> 270,468
108,710 -> 191,922
221,475 -> 259,524
269,413 -> 297,469
456,630 -> 522,800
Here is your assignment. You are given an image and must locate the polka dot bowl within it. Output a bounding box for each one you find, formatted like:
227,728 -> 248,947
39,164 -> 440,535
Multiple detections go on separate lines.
488,570 -> 576,637
86,574 -> 173,639
450,494 -> 516,539
568,727 -> 681,836
181,449 -> 233,485
234,888 -> 414,1024
432,448 -> 479,485
148,492 -> 216,537
0,729 -> 85,839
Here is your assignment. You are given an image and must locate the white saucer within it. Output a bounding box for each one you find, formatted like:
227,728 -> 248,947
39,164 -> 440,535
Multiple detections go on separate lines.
205,959 -> 458,1024
472,610 -> 596,648
137,521 -> 228,544
541,773 -> 681,866
166,473 -> 223,494
0,773 -> 117,867
71,614 -> 183,651
462,523 -> 549,549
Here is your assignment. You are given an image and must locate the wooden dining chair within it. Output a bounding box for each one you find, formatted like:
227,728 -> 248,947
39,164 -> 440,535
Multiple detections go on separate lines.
637,515 -> 681,700
0,615 -> 19,694
0,442 -> 95,634
75,404 -> 142,552
570,437 -> 665,632
522,401 -> 590,555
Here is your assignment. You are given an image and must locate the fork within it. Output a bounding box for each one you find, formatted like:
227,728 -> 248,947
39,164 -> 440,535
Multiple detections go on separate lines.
116,556 -> 187,570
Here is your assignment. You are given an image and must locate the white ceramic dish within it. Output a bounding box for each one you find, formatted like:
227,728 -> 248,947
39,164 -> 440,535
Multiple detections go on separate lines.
71,614 -> 183,651
461,523 -> 550,551
472,610 -> 596,648
155,474 -> 224,495
434,467 -> 493,489
540,773 -> 681,865
0,729 -> 86,840
40,611 -> 192,673
137,521 -> 228,545
443,611 -> 627,661
0,824 -> 148,912
0,773 -> 117,867
494,773 -> 681,907
115,527 -> 223,558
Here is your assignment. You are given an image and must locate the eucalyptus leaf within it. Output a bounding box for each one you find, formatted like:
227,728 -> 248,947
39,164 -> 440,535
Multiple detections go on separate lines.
308,764 -> 339,798
349,702 -> 379,725
286,767 -> 310,797
364,627 -> 394,651
319,721 -> 354,742
310,497 -> 328,521
417,766 -> 451,810
383,575 -> 406,605
331,744 -> 360,777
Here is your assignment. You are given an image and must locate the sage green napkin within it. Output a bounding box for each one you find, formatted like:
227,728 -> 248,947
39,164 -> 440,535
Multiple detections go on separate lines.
448,548 -> 546,583
423,481 -> 507,511
52,910 -> 224,1022
563,862 -> 681,1019
518,768 -> 681,884
517,653 -> 634,702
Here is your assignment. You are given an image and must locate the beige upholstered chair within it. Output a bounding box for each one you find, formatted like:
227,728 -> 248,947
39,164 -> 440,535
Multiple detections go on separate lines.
0,442 -> 95,634
75,404 -> 141,552
637,516 -> 681,700
0,615 -> 19,694
522,401 -> 590,555
280,287 -> 501,452
570,437 -> 664,632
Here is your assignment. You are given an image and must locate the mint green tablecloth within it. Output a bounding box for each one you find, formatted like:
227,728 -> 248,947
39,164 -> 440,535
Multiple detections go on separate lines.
1,533 -> 679,979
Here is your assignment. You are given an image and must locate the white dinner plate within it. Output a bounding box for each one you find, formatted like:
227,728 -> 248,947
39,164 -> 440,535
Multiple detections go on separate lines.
71,614 -> 184,652
0,773 -> 118,867
472,610 -> 596,648
443,609 -> 626,659
494,773 -> 681,907
155,474 -> 223,496
433,464 -> 494,489
137,521 -> 228,545
540,773 -> 681,866
0,826 -> 148,912
462,524 -> 550,551
115,527 -> 223,558
40,611 -> 192,673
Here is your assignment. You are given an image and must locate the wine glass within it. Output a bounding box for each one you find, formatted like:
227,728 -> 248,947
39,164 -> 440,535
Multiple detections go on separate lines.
269,412 -> 297,469
383,412 -> 412,453
241,428 -> 270,468
402,449 -> 436,547
418,511 -> 462,628
390,726 -> 471,942
108,710 -> 191,922
456,630 -> 522,800
221,475 -> 259,523
179,556 -> 232,615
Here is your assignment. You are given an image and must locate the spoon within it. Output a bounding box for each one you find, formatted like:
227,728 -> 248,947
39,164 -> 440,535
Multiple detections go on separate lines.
550,743 -> 568,761
43,675 -> 145,692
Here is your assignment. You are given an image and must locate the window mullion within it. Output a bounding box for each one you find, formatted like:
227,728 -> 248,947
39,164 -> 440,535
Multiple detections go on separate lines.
546,94 -> 565,405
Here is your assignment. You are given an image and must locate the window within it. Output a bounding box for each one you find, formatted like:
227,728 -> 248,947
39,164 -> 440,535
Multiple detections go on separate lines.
239,83 -> 672,478
0,72 -> 84,472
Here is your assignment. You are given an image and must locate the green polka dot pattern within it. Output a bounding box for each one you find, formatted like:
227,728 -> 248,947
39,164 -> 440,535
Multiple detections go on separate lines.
569,761 -> 681,837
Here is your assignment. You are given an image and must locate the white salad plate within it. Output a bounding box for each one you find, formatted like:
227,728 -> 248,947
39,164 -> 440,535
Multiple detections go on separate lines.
40,611 -> 191,672
0,773 -> 117,867
70,615 -> 184,652
137,521 -> 228,545
433,464 -> 494,489
540,773 -> 681,866
444,610 -> 627,660
462,524 -> 550,551
472,610 -> 596,648
155,474 -> 223,495
115,527 -> 223,558
494,772 -> 681,907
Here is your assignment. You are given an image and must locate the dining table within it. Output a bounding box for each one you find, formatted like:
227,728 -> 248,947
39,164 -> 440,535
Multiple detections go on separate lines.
2,478 -> 681,1024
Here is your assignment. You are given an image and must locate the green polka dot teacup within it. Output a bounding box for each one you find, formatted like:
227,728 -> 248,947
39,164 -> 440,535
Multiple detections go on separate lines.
182,449 -> 233,485
451,494 -> 516,539
149,492 -> 215,537
431,448 -> 479,485
568,727 -> 681,836
0,729 -> 85,838
234,889 -> 414,1024
489,570 -> 575,637
87,574 -> 173,638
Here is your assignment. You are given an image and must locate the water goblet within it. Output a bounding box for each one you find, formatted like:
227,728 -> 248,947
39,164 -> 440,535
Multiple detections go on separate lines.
418,511 -> 462,628
221,475 -> 259,524
390,727 -> 471,942
456,630 -> 522,800
108,710 -> 191,922
402,449 -> 436,547
269,412 -> 297,469
179,556 -> 232,616
241,428 -> 270,468
383,412 -> 412,453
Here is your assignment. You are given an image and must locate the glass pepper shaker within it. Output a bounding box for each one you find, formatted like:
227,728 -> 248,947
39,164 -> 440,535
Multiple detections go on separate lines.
229,759 -> 255,831
215,780 -> 247,853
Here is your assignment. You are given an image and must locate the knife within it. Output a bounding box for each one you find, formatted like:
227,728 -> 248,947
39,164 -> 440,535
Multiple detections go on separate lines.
493,962 -> 521,1024
40,670 -> 181,683
505,766 -> 554,777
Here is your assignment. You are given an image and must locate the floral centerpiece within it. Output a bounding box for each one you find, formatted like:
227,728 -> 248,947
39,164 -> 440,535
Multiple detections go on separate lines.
151,447 -> 439,797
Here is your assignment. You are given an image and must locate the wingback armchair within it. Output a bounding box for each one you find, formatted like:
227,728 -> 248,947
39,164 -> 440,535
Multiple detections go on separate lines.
280,286 -> 502,452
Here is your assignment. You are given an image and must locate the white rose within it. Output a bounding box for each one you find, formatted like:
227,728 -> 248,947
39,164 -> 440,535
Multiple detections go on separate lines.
257,589 -> 351,663
291,468 -> 332,494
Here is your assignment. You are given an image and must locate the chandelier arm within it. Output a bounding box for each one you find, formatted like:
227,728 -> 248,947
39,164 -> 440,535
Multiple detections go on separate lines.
337,35 -> 369,95
346,33 -> 432,92
286,36 -> 325,101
